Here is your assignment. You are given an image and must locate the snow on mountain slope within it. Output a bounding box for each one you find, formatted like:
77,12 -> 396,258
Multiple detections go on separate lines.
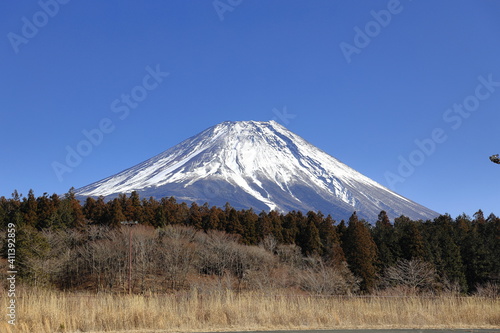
75,120 -> 439,222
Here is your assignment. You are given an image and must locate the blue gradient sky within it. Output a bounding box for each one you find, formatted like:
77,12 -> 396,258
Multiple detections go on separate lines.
1,0 -> 499,219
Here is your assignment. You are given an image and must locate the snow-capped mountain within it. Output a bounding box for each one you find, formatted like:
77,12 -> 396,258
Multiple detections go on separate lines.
75,120 -> 438,222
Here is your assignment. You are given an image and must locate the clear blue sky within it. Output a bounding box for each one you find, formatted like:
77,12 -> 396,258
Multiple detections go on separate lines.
1,0 -> 499,219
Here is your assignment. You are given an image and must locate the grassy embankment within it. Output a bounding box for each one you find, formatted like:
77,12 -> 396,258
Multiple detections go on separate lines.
1,287 -> 499,333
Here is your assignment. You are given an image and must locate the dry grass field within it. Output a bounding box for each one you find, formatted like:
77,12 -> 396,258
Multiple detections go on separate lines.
1,287 -> 499,333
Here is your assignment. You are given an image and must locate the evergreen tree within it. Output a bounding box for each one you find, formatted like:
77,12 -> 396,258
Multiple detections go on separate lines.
93,197 -> 108,225
21,189 -> 38,227
473,210 -> 486,224
395,216 -> 427,261
124,191 -> 143,222
337,219 -> 347,242
240,208 -> 258,245
10,225 -> 50,284
484,213 -> 500,284
0,196 -> 7,229
454,214 -> 488,290
319,214 -> 346,266
281,211 -> 300,244
105,199 -> 127,228
6,193 -> 23,230
141,197 -> 159,226
176,202 -> 189,223
296,211 -> 322,256
432,214 -> 467,291
202,206 -> 221,231
187,202 -> 203,229
160,197 -> 178,225
342,212 -> 378,292
268,210 -> 284,243
82,197 -> 97,222
35,193 -> 58,230
224,203 -> 244,236
373,211 -> 398,269
257,211 -> 272,240
62,188 -> 86,229
153,199 -> 169,228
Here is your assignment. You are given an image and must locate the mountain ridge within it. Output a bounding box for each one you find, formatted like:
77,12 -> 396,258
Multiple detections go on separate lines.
75,120 -> 438,222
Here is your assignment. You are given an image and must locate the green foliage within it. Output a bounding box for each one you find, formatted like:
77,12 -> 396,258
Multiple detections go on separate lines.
372,211 -> 398,269
342,212 -> 378,292
1,190 -> 499,294
428,214 -> 467,291
318,214 -> 345,265
296,211 -> 322,256
395,216 -> 428,261
11,225 -> 51,284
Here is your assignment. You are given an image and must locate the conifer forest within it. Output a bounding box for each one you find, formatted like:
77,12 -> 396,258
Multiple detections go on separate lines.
1,189 -> 499,296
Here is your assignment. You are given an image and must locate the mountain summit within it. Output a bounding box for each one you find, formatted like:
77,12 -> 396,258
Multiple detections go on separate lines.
76,120 -> 438,221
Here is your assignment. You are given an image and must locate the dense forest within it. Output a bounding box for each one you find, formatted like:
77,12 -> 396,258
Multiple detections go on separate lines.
0,189 -> 499,295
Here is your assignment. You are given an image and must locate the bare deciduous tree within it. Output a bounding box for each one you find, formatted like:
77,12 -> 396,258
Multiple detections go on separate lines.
156,225 -> 198,290
275,244 -> 303,268
132,225 -> 156,292
259,234 -> 278,253
298,257 -> 359,295
384,259 -> 436,294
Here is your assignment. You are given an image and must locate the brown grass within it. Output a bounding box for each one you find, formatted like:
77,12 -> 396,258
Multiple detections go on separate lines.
1,287 -> 499,333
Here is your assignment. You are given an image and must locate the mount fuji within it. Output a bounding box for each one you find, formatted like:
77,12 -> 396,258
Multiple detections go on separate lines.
75,120 -> 438,222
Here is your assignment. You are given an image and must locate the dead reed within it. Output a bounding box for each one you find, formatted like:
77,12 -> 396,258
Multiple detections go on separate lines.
1,287 -> 499,333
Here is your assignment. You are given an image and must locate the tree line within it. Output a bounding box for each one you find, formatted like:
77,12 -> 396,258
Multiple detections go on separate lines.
0,189 -> 499,294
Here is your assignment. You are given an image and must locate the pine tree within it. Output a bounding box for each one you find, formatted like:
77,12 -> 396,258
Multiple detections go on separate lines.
202,206 -> 221,231
141,197 -> 159,226
319,214 -> 346,266
106,199 -> 126,228
187,202 -> 203,229
395,216 -> 427,261
6,192 -> 23,230
342,212 -> 378,292
457,216 -> 491,291
35,193 -> 58,230
21,189 -> 38,227
61,188 -> 85,229
473,210 -> 486,224
93,196 -> 108,225
281,211 -> 300,244
257,211 -> 273,240
83,197 -> 96,222
176,202 -> 189,223
240,208 -> 258,245
160,197 -> 177,225
0,196 -> 7,229
432,214 -> 467,291
373,211 -> 398,269
484,214 -> 500,285
124,191 -> 143,222
337,219 -> 347,242
224,203 -> 244,236
268,210 -> 284,243
297,211 -> 322,256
